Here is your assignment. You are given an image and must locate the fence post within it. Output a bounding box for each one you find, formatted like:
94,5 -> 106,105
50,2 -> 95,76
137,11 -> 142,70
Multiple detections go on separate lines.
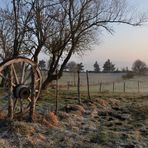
138,81 -> 140,93
123,81 -> 126,93
113,82 -> 115,93
77,70 -> 81,104
86,70 -> 91,100
99,81 -> 102,93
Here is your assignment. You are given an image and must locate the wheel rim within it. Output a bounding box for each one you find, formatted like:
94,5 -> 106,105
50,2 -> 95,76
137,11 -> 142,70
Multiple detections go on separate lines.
0,57 -> 42,115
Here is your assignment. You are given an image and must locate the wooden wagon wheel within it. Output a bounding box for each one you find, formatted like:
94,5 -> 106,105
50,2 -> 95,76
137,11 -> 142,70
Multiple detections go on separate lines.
0,57 -> 42,118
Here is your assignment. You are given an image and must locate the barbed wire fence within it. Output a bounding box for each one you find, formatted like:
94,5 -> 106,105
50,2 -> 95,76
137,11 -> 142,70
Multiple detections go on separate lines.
45,71 -> 148,112
42,70 -> 148,98
56,71 -> 148,95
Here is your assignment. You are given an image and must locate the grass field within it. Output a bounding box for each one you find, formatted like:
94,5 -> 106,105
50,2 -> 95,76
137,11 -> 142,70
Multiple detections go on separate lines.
41,72 -> 148,93
0,71 -> 148,147
0,91 -> 148,147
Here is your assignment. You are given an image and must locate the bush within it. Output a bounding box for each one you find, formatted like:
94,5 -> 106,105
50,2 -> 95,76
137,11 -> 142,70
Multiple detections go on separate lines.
122,72 -> 134,79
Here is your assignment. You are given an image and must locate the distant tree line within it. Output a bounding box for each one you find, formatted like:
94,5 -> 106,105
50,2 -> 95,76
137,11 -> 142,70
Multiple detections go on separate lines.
92,59 -> 120,73
38,59 -> 148,75
93,59 -> 148,75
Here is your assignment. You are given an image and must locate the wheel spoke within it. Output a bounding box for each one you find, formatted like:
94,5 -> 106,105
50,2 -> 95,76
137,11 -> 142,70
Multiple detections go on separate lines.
13,98 -> 18,111
11,64 -> 19,84
19,99 -> 23,113
27,97 -> 31,102
21,62 -> 26,84
23,70 -> 31,84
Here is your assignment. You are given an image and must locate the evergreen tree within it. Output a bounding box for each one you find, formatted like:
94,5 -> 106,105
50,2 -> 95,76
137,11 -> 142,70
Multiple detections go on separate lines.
93,61 -> 100,73
77,63 -> 84,72
103,59 -> 115,72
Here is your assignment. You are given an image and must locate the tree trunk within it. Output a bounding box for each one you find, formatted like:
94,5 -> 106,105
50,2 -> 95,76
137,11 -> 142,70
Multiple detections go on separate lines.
41,45 -> 75,90
41,71 -> 63,90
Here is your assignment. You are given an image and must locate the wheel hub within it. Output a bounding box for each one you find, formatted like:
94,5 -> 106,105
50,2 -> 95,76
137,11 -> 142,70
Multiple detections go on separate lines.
13,85 -> 30,99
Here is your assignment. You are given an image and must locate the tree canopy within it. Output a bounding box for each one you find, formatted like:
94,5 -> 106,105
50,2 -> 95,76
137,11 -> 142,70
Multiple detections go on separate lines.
132,59 -> 147,75
66,61 -> 84,72
93,61 -> 100,73
103,59 -> 115,73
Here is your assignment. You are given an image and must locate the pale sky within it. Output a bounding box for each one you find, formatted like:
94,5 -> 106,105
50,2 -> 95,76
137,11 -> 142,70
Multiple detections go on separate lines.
71,0 -> 148,70
1,0 -> 148,70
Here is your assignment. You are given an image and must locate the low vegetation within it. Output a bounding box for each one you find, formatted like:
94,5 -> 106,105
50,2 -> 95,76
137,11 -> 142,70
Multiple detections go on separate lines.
0,92 -> 147,147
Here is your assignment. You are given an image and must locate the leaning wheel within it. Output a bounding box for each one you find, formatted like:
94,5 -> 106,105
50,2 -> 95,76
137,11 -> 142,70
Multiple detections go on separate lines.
0,57 -> 42,116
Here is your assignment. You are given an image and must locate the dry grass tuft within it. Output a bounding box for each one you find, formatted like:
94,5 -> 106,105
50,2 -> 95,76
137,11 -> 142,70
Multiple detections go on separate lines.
28,133 -> 47,145
134,130 -> 142,141
0,111 -> 6,120
108,98 -> 120,107
46,112 -> 59,126
65,104 -> 85,114
96,99 -> 109,107
58,111 -> 69,120
41,112 -> 59,128
42,118 -> 53,128
11,121 -> 35,136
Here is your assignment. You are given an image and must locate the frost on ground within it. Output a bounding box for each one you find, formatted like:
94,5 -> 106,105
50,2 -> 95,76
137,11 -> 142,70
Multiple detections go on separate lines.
0,95 -> 148,148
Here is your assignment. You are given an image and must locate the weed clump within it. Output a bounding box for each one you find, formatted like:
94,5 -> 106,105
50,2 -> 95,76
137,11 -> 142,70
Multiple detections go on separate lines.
10,121 -> 35,136
41,112 -> 59,128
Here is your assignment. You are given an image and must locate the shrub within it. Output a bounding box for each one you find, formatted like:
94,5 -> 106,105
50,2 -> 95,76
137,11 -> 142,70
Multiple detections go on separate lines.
122,72 -> 134,79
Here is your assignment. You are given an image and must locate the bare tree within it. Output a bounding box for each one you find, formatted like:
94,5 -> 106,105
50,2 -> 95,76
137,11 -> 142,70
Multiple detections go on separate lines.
132,59 -> 147,75
67,61 -> 77,72
40,0 -> 146,89
0,9 -> 13,61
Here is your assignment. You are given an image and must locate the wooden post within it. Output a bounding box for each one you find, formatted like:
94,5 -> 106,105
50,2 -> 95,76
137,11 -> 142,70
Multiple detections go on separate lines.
113,82 -> 115,93
86,71 -> 91,100
77,70 -> 81,104
123,81 -> 126,93
55,70 -> 58,114
138,81 -> 140,93
99,82 -> 102,93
